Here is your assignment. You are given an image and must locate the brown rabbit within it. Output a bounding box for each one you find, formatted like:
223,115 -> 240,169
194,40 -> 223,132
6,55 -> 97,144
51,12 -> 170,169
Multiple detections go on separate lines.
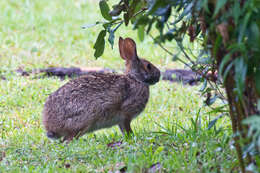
42,37 -> 160,142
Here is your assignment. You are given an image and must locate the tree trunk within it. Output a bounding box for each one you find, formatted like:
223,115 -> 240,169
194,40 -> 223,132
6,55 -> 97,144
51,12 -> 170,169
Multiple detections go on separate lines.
217,61 -> 259,172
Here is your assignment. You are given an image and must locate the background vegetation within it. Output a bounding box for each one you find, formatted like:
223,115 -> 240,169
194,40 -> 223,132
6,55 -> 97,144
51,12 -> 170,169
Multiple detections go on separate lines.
0,0 -> 243,172
92,0 -> 260,172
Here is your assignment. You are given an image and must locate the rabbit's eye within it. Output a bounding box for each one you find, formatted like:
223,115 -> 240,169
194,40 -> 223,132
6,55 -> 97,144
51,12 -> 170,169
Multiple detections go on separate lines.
147,64 -> 151,70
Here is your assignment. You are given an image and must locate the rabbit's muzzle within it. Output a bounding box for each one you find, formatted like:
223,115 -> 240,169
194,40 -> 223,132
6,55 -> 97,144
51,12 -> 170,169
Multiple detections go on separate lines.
144,71 -> 160,85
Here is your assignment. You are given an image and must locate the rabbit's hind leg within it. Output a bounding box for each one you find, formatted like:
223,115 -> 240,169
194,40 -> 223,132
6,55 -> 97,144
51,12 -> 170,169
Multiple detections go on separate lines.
118,119 -> 133,136
62,131 -> 78,143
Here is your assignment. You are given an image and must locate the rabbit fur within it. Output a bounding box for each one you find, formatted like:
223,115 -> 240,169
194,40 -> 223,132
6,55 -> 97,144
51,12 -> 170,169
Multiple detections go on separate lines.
42,37 -> 160,142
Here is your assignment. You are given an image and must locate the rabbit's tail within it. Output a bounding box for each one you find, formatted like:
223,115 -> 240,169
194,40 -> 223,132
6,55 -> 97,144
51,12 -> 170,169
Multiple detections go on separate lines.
46,131 -> 60,139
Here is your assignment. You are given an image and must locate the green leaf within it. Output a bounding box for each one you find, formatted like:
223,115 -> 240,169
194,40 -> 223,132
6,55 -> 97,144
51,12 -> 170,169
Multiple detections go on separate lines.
172,3 -> 193,25
200,79 -> 207,92
172,54 -> 178,61
138,25 -> 145,41
82,21 -> 101,29
102,18 -> 122,30
94,30 -> 106,58
108,31 -> 115,49
206,105 -> 229,114
234,58 -> 247,99
207,114 -> 225,130
128,0 -> 139,19
124,13 -> 129,26
99,0 -> 112,21
233,1 -> 241,25
213,0 -> 227,18
107,22 -> 122,49
238,12 -> 251,43
164,32 -> 175,41
242,115 -> 260,132
134,16 -> 150,29
202,0 -> 209,13
222,61 -> 234,82
109,4 -> 125,16
248,22 -> 260,50
154,146 -> 164,155
208,94 -> 218,106
146,17 -> 156,34
219,53 -> 231,78
213,34 -> 222,58
147,0 -> 167,15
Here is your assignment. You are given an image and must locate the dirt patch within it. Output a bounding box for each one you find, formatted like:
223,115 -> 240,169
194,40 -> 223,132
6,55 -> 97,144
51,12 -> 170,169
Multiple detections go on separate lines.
15,67 -> 206,86
161,69 -> 201,85
16,67 -> 114,80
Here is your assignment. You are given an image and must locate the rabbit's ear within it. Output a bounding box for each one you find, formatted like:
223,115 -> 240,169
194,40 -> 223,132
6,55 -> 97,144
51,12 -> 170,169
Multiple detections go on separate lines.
119,37 -> 127,60
119,37 -> 137,61
123,38 -> 137,61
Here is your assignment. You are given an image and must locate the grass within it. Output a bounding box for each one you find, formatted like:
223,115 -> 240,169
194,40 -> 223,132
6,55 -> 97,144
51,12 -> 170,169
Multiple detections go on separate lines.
0,0 -> 237,172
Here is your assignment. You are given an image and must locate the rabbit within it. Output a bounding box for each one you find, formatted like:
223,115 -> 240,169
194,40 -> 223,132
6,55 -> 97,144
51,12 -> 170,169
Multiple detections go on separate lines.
42,37 -> 160,142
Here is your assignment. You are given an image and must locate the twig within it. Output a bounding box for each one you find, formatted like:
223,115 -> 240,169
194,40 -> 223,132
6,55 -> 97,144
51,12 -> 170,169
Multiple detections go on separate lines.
177,41 -> 196,66
106,7 -> 147,29
148,34 -> 193,69
132,7 -> 148,18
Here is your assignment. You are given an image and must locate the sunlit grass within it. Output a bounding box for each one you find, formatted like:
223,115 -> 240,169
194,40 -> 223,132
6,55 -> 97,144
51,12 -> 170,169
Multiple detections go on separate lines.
0,0 -> 236,172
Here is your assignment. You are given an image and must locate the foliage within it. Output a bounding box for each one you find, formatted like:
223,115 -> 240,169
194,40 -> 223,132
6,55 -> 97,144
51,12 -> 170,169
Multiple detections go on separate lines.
92,0 -> 260,172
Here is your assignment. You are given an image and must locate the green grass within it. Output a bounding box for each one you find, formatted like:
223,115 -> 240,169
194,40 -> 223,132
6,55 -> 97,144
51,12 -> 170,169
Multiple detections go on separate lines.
0,0 -> 237,172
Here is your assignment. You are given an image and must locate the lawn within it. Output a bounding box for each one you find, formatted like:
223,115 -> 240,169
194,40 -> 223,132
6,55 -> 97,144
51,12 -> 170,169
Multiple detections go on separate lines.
0,0 -> 237,172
